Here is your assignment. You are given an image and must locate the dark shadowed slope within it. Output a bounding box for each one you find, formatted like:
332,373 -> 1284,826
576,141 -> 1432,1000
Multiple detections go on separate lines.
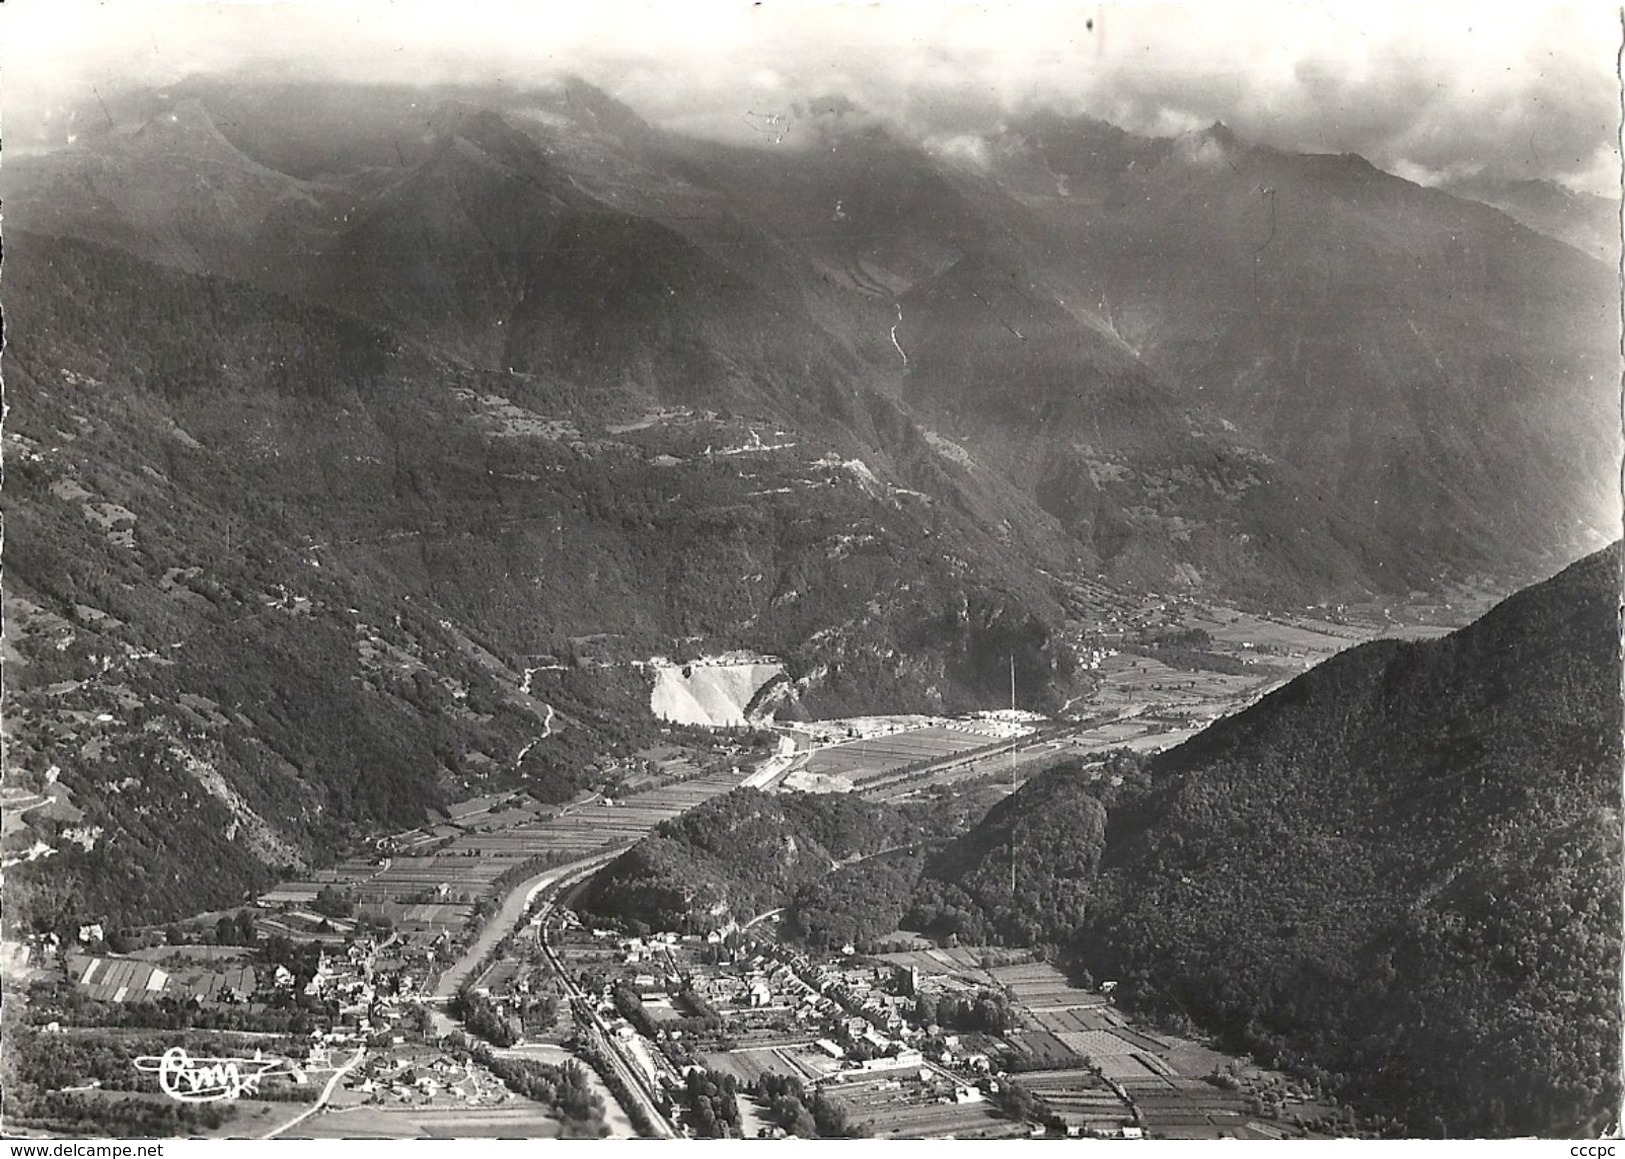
11,84 -> 1616,602
964,114 -> 1623,574
922,543 -> 1621,1135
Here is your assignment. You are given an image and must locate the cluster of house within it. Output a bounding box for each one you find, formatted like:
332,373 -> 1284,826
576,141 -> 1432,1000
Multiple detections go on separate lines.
1078,646 -> 1120,672
56,934 -> 428,1041
341,1052 -> 509,1105
297,941 -> 426,1035
762,946 -> 926,1039
614,930 -> 682,968
595,931 -> 986,1078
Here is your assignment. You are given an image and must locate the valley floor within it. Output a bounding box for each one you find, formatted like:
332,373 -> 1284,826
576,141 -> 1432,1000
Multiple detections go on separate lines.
2,598 -> 1479,1139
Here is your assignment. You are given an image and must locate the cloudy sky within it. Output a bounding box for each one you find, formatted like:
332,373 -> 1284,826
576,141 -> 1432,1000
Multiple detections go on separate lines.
4,0 -> 1619,194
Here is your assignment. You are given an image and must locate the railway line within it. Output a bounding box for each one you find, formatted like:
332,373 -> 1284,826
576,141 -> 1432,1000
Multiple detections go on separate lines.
531,867 -> 681,1138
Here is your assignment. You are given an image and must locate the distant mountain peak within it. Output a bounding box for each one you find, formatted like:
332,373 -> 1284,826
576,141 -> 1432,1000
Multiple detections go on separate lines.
417,102 -> 566,184
532,75 -> 655,141
127,96 -> 244,159
427,102 -> 533,151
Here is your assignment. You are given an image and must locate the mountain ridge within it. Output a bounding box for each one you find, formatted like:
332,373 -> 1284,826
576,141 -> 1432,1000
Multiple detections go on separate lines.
915,541 -> 1623,1136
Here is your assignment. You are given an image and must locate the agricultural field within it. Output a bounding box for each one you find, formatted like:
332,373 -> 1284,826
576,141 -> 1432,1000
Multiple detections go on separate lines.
292,1103 -> 572,1139
996,1028 -> 1084,1070
1087,652 -> 1270,716
1115,1072 -> 1258,1139
1017,1068 -> 1134,1132
1195,609 -> 1369,661
792,725 -> 1007,788
873,947 -> 1003,989
822,1074 -> 1028,1139
958,953 -> 1347,1140
260,766 -> 750,930
125,944 -> 253,964
987,961 -> 1098,1010
700,1044 -> 843,1087
1052,1029 -> 1142,1058
1095,1053 -> 1164,1080
861,740 -> 1086,803
1027,1006 -> 1126,1035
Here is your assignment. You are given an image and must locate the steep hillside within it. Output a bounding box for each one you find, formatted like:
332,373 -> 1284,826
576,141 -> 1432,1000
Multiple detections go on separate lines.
1,228 -> 1101,929
6,75 -> 1619,953
893,251 -> 1430,599
0,234 -> 655,931
1,97 -> 343,293
12,83 -> 1610,604
907,764 -> 1113,947
969,117 -> 1622,571
918,543 -> 1623,1136
575,789 -> 950,934
1086,543 -> 1623,1136
1443,176 -> 1620,266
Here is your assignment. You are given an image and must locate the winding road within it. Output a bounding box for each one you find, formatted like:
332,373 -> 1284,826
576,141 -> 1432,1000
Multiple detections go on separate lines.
260,1045 -> 366,1139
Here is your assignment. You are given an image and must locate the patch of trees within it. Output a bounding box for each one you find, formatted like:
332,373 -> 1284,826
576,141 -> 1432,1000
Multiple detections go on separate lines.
679,1067 -> 742,1138
788,850 -> 926,951
6,1091 -> 235,1137
990,1078 -> 1066,1132
26,980 -> 315,1036
311,886 -> 356,918
810,1089 -> 872,1138
451,985 -> 522,1047
911,988 -> 1014,1032
9,1025 -> 303,1102
1124,643 -> 1250,675
576,788 -> 947,934
469,1045 -> 607,1137
907,761 -> 1112,946
752,1072 -> 817,1137
1140,627 -> 1214,649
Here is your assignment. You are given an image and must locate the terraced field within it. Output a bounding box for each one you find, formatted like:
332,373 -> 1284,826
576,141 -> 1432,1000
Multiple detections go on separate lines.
796,726 -> 1005,784
1018,1068 -> 1133,1131
1117,1072 -> 1256,1138
825,1076 -> 1028,1140
260,767 -> 750,928
1028,1006 -> 1124,1034
988,961 -> 1100,1010
998,1028 -> 1083,1070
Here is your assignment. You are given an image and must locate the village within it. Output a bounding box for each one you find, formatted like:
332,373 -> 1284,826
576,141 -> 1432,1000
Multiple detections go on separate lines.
7,686 -> 1394,1139
452,892 -> 1355,1141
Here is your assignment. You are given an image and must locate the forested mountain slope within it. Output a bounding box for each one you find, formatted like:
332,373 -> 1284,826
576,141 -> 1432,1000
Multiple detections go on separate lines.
575,788 -> 959,934
11,81 -> 1616,598
4,74 -> 1618,949
0,230 -> 1084,930
916,544 -> 1623,1136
